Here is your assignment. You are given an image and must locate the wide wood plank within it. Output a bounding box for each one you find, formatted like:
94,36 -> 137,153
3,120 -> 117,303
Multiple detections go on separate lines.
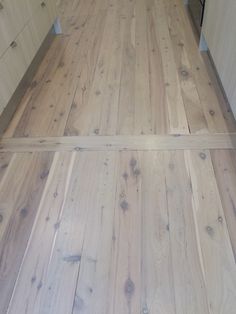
164,151 -> 209,313
152,0 -> 189,134
211,150 -> 236,260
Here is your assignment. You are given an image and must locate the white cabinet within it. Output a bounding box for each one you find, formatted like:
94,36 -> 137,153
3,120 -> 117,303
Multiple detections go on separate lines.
29,2 -> 53,49
0,0 -> 31,57
202,0 -> 236,117
0,0 -> 58,114
0,58 -> 15,111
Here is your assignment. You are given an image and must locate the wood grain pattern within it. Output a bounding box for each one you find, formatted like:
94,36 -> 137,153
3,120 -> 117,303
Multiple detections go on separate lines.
0,133 -> 236,152
0,153 -> 13,183
165,151 -> 209,313
2,0 -> 235,138
0,0 -> 236,313
0,150 -> 234,313
185,150 -> 236,313
165,0 -> 230,133
7,152 -> 76,314
72,152 -> 118,314
0,152 -> 54,314
211,150 -> 236,260
140,152 -> 175,313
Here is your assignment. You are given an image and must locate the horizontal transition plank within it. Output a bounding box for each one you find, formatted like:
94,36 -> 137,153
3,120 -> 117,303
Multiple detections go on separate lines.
0,134 -> 236,152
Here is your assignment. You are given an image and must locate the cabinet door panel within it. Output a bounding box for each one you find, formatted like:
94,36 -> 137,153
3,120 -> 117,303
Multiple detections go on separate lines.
0,0 -> 29,57
28,2 -> 52,50
47,0 -> 58,21
0,57 -> 14,113
2,35 -> 28,91
25,0 -> 41,16
18,24 -> 37,67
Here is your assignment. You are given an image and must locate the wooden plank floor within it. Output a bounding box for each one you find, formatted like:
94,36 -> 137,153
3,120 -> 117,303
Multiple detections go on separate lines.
1,0 -> 236,313
2,0 -> 236,138
0,150 -> 235,313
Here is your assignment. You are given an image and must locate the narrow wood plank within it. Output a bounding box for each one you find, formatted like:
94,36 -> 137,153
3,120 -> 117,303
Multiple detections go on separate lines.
140,152 -> 175,313
202,52 -> 236,132
64,11 -> 108,136
0,154 -> 27,242
185,150 -> 236,313
0,152 -> 54,314
164,151 -> 209,313
211,150 -> 236,260
116,0 -> 136,135
66,1 -> 124,136
152,0 -> 189,134
7,152 -> 75,314
88,1 -> 124,136
72,151 -> 118,313
0,153 -> 13,183
134,0 -> 152,134
1,133 -> 236,152
109,151 -> 142,313
163,0 -> 209,134
146,4 -> 169,134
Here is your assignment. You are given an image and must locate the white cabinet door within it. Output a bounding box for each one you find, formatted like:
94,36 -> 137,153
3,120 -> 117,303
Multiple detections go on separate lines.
28,1 -> 52,50
25,0 -> 41,16
0,0 -> 29,57
0,57 -> 15,114
18,23 -> 37,66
